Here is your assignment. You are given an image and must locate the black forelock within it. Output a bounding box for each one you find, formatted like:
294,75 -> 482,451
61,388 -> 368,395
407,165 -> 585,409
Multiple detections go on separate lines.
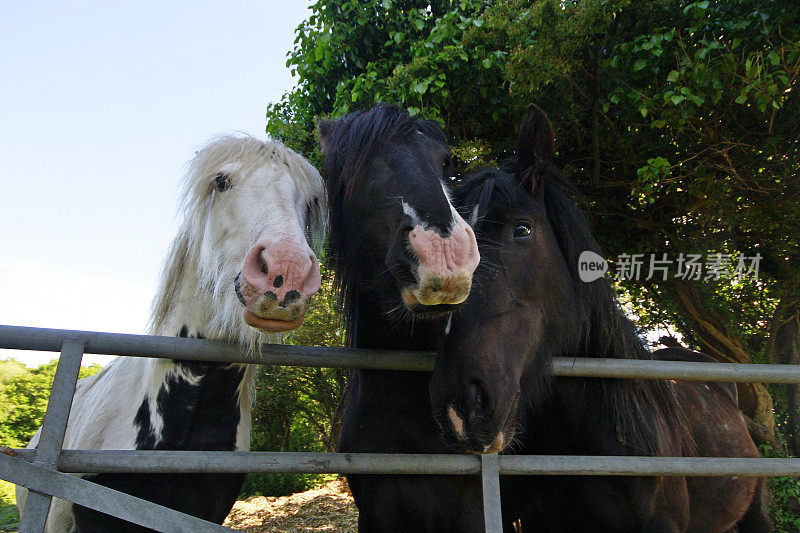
322,104 -> 446,198
453,166 -> 527,222
455,162 -> 594,286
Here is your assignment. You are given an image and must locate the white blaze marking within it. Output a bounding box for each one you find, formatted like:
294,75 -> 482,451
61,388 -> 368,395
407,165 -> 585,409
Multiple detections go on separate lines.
469,205 -> 480,227
440,181 -> 454,202
440,182 -> 463,234
401,201 -> 424,229
401,182 -> 461,234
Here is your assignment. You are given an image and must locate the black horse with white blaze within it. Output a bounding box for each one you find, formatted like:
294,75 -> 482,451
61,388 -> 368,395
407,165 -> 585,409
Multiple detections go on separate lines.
317,105 -> 483,532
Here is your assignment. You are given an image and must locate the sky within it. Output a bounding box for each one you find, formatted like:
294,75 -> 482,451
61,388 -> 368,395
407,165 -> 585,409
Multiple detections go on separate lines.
0,1 -> 313,366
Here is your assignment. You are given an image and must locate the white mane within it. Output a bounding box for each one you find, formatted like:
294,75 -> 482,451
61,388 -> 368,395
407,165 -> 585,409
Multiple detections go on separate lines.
147,134 -> 327,351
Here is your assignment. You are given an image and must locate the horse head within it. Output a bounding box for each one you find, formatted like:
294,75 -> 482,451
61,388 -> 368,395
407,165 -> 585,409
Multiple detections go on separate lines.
150,135 -> 326,342
319,105 -> 479,320
430,105 -> 585,453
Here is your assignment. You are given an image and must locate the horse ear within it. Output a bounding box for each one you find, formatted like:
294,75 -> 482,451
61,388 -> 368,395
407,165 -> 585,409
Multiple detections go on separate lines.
517,103 -> 555,194
315,118 -> 335,153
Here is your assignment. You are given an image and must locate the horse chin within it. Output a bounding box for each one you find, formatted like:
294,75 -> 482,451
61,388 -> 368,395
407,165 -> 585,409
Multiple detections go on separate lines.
437,424 -> 512,455
470,432 -> 507,455
457,426 -> 516,455
243,310 -> 304,334
400,288 -> 463,318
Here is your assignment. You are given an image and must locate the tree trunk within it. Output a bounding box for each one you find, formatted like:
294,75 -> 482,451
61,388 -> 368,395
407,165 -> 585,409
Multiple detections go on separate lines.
670,280 -> 778,447
329,371 -> 350,451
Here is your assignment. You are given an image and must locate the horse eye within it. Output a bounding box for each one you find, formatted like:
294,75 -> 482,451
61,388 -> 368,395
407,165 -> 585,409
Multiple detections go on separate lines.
513,222 -> 533,239
214,174 -> 232,191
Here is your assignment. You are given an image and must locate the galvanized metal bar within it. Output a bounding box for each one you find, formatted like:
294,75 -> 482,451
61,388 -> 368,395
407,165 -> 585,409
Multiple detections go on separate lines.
4,323 -> 800,533
0,324 -> 433,371
498,455 -> 800,477
481,455 -> 503,533
0,454 -> 233,532
550,357 -> 800,383
8,450 -> 481,475
17,491 -> 50,533
19,338 -> 85,533
34,339 -> 85,465
4,324 -> 800,382
8,450 -> 800,477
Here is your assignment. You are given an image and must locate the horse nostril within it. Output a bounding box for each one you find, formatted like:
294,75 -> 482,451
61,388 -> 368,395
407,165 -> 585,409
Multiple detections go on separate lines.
234,273 -> 246,306
467,382 -> 480,410
263,291 -> 278,302
280,290 -> 301,306
273,275 -> 284,288
465,380 -> 490,422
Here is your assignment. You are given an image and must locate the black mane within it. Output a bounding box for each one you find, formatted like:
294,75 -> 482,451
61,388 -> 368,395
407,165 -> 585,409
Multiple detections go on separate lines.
320,105 -> 447,343
455,162 -> 693,457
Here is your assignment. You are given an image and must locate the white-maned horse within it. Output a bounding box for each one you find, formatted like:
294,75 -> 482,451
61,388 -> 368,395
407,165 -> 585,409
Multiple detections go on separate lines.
16,135 -> 326,532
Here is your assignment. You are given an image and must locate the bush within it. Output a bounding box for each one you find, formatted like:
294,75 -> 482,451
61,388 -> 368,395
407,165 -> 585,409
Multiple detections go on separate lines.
240,375 -> 332,498
769,475 -> 800,533
760,444 -> 800,532
0,360 -> 102,448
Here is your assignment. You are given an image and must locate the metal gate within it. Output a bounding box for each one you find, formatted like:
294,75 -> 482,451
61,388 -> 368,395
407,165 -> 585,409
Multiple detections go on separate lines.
2,324 -> 800,532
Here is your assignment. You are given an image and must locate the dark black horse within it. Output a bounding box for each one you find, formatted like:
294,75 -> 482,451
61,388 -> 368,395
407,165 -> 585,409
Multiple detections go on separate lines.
317,105 -> 483,531
430,105 -> 770,532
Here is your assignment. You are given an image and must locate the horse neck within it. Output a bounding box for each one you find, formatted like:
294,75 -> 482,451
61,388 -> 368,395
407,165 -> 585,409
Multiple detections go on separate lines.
329,199 -> 442,399
141,272 -> 255,451
347,274 -> 441,351
537,318 -> 688,457
342,285 -> 441,403
132,318 -> 255,451
155,277 -> 251,380
350,294 -> 441,351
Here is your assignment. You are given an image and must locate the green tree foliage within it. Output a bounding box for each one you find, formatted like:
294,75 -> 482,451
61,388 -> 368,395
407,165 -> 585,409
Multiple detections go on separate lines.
266,0 -> 505,161
761,443 -> 800,532
0,360 -> 101,448
268,0 -> 800,450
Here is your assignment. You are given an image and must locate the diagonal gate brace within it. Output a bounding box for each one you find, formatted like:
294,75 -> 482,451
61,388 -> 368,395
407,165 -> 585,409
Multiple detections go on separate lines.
0,454 -> 234,533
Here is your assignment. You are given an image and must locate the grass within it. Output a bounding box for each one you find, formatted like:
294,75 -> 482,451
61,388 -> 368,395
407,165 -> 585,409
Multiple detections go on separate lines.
0,480 -> 19,530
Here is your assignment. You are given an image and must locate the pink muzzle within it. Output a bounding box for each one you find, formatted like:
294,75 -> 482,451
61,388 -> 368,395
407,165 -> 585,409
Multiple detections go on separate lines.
236,237 -> 321,333
402,215 -> 480,307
